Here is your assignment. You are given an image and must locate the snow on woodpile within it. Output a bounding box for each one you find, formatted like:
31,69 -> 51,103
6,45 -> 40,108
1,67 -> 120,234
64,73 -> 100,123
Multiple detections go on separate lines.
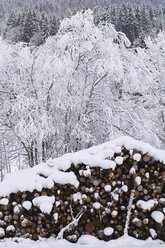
0,136 -> 164,197
0,136 -> 164,242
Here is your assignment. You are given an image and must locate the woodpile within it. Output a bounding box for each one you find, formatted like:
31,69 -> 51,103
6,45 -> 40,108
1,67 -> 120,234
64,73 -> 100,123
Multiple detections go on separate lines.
0,147 -> 164,242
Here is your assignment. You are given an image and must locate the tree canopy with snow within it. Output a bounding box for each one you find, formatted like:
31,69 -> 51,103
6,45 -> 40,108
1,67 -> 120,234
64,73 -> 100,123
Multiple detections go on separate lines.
0,10 -> 165,177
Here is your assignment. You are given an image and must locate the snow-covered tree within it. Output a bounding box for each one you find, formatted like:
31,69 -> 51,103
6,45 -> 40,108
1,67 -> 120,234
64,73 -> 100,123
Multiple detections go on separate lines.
0,10 -> 165,174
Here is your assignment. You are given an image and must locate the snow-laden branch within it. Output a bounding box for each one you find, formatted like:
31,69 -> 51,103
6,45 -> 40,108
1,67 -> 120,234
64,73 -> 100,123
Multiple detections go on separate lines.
124,188 -> 135,235
56,206 -> 83,240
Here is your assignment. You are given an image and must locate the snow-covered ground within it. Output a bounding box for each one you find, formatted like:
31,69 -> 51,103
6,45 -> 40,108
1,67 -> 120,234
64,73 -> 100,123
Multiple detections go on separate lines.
0,235 -> 164,248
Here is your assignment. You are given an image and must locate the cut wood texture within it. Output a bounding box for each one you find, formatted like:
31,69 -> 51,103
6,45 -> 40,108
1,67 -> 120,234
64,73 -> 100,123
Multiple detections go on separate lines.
0,147 -> 164,243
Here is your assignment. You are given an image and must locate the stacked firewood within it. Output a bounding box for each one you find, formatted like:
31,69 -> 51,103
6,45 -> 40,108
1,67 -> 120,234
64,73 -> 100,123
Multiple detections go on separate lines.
0,148 -> 164,242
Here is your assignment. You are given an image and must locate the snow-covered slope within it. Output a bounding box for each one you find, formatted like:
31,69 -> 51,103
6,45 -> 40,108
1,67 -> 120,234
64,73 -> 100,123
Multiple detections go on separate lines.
0,136 -> 164,197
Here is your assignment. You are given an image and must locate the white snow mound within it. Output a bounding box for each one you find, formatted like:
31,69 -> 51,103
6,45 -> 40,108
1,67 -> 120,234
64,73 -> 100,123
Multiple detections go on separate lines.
22,201 -> 32,210
151,211 -> 164,224
32,196 -> 55,214
104,227 -> 114,236
136,200 -> 158,211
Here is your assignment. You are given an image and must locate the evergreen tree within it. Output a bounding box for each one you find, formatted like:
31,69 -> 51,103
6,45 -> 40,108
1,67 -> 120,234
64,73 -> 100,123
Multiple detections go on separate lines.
6,12 -> 17,29
49,16 -> 58,36
23,11 -> 39,43
125,4 -> 136,44
40,13 -> 49,42
19,12 -> 26,26
3,12 -> 18,38
117,4 -> 127,33
149,5 -> 155,21
23,11 -> 33,42
0,4 -> 4,20
16,13 -> 22,26
32,10 -> 40,33
110,6 -> 118,26
141,5 -> 152,36
133,6 -> 141,41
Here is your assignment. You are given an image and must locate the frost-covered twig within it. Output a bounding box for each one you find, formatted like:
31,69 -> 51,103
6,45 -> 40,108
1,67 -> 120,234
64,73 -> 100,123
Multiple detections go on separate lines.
124,188 -> 135,235
56,207 -> 83,239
